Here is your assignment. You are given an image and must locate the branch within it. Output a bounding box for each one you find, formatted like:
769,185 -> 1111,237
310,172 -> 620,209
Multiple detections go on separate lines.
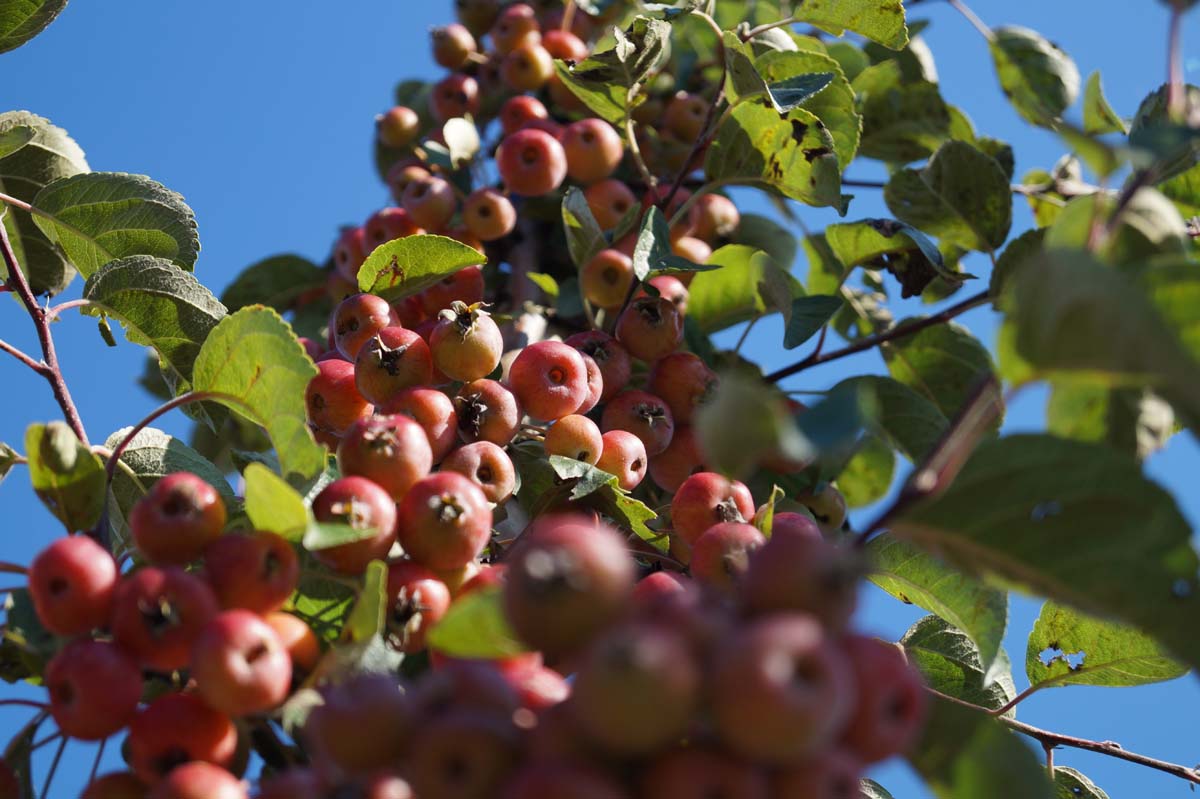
946,0 -> 994,40
104,391 -> 216,483
0,338 -> 48,376
765,289 -> 991,383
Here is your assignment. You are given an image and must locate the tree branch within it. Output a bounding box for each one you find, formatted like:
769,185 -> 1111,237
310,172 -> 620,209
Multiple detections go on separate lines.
0,338 -> 48,376
103,391 -> 216,483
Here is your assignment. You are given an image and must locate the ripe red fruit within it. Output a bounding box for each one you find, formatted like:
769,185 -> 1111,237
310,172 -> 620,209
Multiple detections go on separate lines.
147,762 -> 246,799
797,483 -> 849,534
580,248 -> 634,309
45,639 -> 142,740
616,295 -> 684,362
502,41 -> 555,91
639,748 -> 770,799
402,175 -> 457,230
128,693 -> 238,784
429,302 -> 504,381
333,226 -> 367,283
562,118 -> 624,184
307,358 -> 373,436
576,352 -> 604,414
510,664 -> 571,712
508,341 -> 590,421
648,351 -> 718,425
690,192 -> 741,243
499,95 -> 549,135
130,472 -> 226,565
305,675 -> 413,777
111,567 -> 220,672
420,266 -> 485,317
664,92 -> 709,140
385,559 -> 451,653
431,23 -> 477,69
645,273 -> 689,312
570,622 -> 700,755
204,531 -> 299,614
840,636 -> 928,764
565,330 -> 631,401
503,514 -> 635,659
490,2 -> 540,54
364,207 -> 423,251
456,0 -> 501,36
429,74 -> 480,122
406,710 -> 519,799
380,387 -> 458,462
28,535 -> 118,635
595,429 -> 648,490
711,615 -> 856,764
672,234 -> 713,266
462,188 -> 517,241
496,128 -> 567,196
377,106 -> 420,148
670,472 -> 756,545
766,510 -> 823,542
544,413 -> 604,465
333,293 -> 396,361
456,379 -> 522,446
773,750 -> 864,799
263,611 -> 320,673
742,533 -> 862,632
690,521 -> 765,592
498,763 -> 626,799
396,471 -> 493,570
337,414 -> 433,501
255,768 -> 323,799
386,162 -> 432,205
355,327 -> 434,403
541,28 -> 590,61
631,570 -> 692,605
601,389 -> 676,456
311,476 -> 398,574
440,440 -> 517,503
191,610 -> 292,716
584,178 -> 637,230
649,424 -> 704,492
81,772 -> 149,799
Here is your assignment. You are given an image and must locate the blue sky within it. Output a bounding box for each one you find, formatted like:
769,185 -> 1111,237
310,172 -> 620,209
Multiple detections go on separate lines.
2,1 -> 1199,795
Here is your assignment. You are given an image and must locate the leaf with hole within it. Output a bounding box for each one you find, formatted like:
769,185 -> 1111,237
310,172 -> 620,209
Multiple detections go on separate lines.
358,234 -> 485,300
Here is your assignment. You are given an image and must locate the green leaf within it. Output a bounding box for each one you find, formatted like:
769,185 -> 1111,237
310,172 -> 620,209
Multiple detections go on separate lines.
345,561 -> 389,643
0,111 -> 89,296
192,307 -> 325,482
989,228 -> 1045,299
794,0 -> 908,49
31,172 -> 199,277
220,254 -> 325,312
732,212 -> 798,269
292,558 -> 355,643
303,521 -> 381,552
705,99 -> 844,210
757,50 -> 860,170
3,587 -> 56,680
562,186 -> 606,267
525,272 -> 559,298
869,533 -> 1008,675
826,218 -> 963,299
541,454 -> 664,551
697,371 -> 811,478
861,780 -> 896,799
1047,382 -> 1175,462
688,245 -> 782,332
835,376 -> 949,462
783,294 -> 841,349
427,585 -> 529,659
1054,767 -> 1110,799
0,442 -> 19,487
357,234 -> 486,300
553,16 -> 672,125
82,256 -> 227,397
854,65 -> 952,163
244,461 -> 310,540
1044,191 -> 1187,264
885,141 -> 1013,252
1082,72 -> 1126,136
837,433 -> 894,508
908,696 -> 1055,799
1026,601 -> 1187,690
894,434 -> 1200,673
989,26 -> 1080,127
723,31 -> 772,105
25,420 -> 105,532
550,454 -> 619,501
883,320 -> 998,424
902,615 -> 1017,712
631,206 -> 673,280
0,0 -> 68,54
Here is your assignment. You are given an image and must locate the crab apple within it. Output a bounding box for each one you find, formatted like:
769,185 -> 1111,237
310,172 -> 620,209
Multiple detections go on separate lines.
128,694 -> 238,784
462,188 -> 517,241
377,105 -> 420,148
544,414 -> 603,464
456,379 -> 522,445
405,710 -> 519,799
392,294 -> 428,329
616,296 -> 684,362
204,531 -> 299,614
840,636 -> 928,763
570,622 -> 700,756
490,2 -> 540,54
365,208 -> 423,252
311,476 -> 398,574
402,175 -> 457,230
499,95 -> 549,135
355,327 -> 434,403
503,514 -> 635,659
639,748 -> 770,799
664,92 -> 710,141
255,769 -> 323,799
386,162 -> 431,204
263,611 -> 320,673
576,352 -> 604,414
332,293 -> 396,360
45,639 -> 142,740
334,226 -> 367,283
147,762 -> 246,799
796,483 -> 849,534
565,331 -> 631,401
580,248 -> 634,309
412,659 -> 522,721
584,178 -> 637,230
672,235 -> 713,266
497,128 -> 567,196
112,567 -> 219,672
429,302 -> 503,381
397,471 -> 492,570
601,389 -> 676,456
297,336 -> 323,360
384,559 -> 451,653
648,351 -> 718,425
455,0 -> 501,35
420,266 -> 485,317
191,610 -> 292,716
649,424 -> 704,492
129,472 -> 226,565
431,23 -> 477,68
562,118 -> 624,184
595,429 -> 648,490
670,472 -> 755,545
28,535 -> 117,635
541,27 -> 590,61
766,511 -> 823,542
498,763 -> 626,799
509,341 -> 590,421
429,74 -> 480,122
690,522 -> 765,592
380,387 -> 458,462
440,441 -> 517,504
502,41 -> 555,91
547,72 -> 588,114
82,772 -> 148,799
690,192 -> 741,243
773,750 -> 863,799
711,615 -> 856,764
338,414 -> 433,501
644,273 -> 689,312
305,675 -> 413,777
631,569 -> 692,605
511,664 -> 571,712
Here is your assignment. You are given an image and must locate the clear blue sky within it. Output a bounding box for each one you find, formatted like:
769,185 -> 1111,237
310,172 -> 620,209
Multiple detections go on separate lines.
2,1 -> 1198,795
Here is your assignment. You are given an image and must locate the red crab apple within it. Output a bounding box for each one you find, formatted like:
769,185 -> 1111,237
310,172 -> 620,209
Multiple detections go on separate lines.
455,0 -> 501,35
440,440 -> 517,504
191,610 -> 293,716
402,175 -> 457,231
128,693 -> 239,785
420,266 -> 485,317
840,635 -> 929,763
304,674 -> 414,777
354,326 -> 434,404
310,476 -> 398,574
332,293 -> 397,361
385,559 -> 452,653
431,22 -> 477,68
595,429 -> 648,490
580,249 -> 634,310
456,378 -> 523,446
489,2 -> 540,54
397,471 -> 492,570
130,472 -> 227,565
508,340 -> 590,421
429,302 -> 504,382
498,763 -> 627,799
204,531 -> 299,614
81,772 -> 149,799
462,187 -> 517,241
543,413 -> 604,465
337,414 -> 433,501
496,128 -> 567,197
648,351 -> 718,425
377,106 -> 420,148
562,118 -> 624,184
616,295 -> 684,362
333,227 -> 367,283
601,389 -> 675,456
670,472 -> 755,545
111,567 -> 219,672
501,41 -> 555,91
639,747 -> 770,799
649,424 -> 704,492
380,386 -> 459,462
565,330 -> 631,401
499,95 -> 549,135
28,534 -> 118,636
584,178 -> 637,230
429,74 -> 480,122
742,533 -> 863,632
690,521 -> 766,593
306,358 -> 373,435
364,207 -> 423,251
45,639 -> 142,740
405,709 -> 520,799
773,750 -> 864,799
